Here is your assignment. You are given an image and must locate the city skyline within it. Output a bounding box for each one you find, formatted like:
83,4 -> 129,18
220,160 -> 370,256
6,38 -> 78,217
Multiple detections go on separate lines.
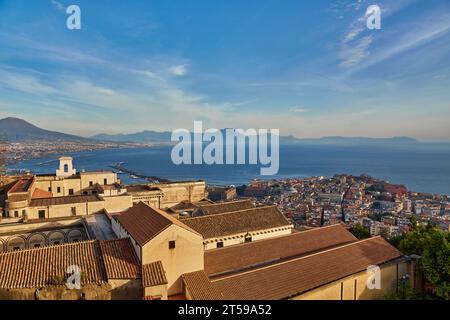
1,0 -> 450,141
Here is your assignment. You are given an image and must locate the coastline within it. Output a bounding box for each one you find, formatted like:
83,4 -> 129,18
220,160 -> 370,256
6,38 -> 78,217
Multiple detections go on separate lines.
6,144 -> 450,196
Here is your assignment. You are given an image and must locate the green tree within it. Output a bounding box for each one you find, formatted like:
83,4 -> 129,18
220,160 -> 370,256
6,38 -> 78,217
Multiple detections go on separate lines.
350,223 -> 371,240
399,225 -> 450,300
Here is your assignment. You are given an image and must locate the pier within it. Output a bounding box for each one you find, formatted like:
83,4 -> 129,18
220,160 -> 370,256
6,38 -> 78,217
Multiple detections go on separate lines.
109,162 -> 171,183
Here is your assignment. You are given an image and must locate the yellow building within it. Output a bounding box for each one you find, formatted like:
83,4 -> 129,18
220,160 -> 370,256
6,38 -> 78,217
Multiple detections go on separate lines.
150,181 -> 207,209
0,211 -> 413,300
183,225 -> 411,300
2,157 -> 133,221
182,205 -> 293,250
111,202 -> 204,297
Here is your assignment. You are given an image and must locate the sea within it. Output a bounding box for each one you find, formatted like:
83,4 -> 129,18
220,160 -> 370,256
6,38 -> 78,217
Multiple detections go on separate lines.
7,143 -> 450,195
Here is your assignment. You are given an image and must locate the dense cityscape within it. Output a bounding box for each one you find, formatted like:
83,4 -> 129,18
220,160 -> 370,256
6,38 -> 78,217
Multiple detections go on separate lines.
1,140 -> 146,164
242,175 -> 450,236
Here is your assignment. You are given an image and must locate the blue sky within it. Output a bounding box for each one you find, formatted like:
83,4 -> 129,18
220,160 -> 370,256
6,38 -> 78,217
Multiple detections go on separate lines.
0,0 -> 450,140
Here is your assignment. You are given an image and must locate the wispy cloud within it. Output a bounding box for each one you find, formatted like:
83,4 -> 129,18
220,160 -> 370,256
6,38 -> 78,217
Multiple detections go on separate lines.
289,106 -> 308,113
169,64 -> 188,76
0,67 -> 56,95
340,35 -> 373,68
50,0 -> 65,12
338,0 -> 420,69
353,14 -> 450,72
1,1 -> 449,140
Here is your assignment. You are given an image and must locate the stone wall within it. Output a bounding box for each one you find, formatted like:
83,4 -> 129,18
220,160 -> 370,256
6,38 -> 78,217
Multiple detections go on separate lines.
152,181 -> 206,208
0,280 -> 142,300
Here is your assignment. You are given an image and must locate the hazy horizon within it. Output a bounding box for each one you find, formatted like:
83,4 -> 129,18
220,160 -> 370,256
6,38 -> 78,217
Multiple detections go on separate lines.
3,115 -> 450,143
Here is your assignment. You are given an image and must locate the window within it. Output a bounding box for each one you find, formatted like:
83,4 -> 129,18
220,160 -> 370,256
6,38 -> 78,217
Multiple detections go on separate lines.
14,211 -> 18,218
22,210 -> 26,216
89,181 -> 93,186
71,207 -> 77,216
68,189 -> 74,195
169,240 -> 176,249
64,164 -> 69,173
83,191 -> 88,195
48,187 -> 52,192
57,187 -> 61,193
104,178 -> 108,185
216,241 -> 224,248
38,210 -> 46,219
245,233 -> 252,243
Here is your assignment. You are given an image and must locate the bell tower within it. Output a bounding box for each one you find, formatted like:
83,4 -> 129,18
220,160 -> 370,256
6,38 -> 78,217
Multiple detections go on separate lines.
56,156 -> 76,177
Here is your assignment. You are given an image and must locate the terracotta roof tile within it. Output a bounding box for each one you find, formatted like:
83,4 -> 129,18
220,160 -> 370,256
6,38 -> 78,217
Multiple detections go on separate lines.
168,201 -> 200,213
100,238 -> 141,280
8,177 -> 34,194
197,200 -> 255,215
31,188 -> 53,199
184,237 -> 404,300
182,271 -> 224,300
114,202 -> 199,246
142,261 -> 168,287
29,195 -> 102,207
0,239 -> 141,289
0,240 -> 106,289
182,206 -> 292,239
205,224 -> 357,276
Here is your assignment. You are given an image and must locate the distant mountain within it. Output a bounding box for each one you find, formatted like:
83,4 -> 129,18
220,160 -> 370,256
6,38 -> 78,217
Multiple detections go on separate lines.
92,131 -> 172,143
0,117 -> 91,142
91,129 -> 419,145
295,136 -> 419,145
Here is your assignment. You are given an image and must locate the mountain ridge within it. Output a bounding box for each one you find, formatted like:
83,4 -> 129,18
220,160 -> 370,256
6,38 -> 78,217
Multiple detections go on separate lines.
0,117 -> 92,142
91,130 -> 419,145
0,117 -> 420,145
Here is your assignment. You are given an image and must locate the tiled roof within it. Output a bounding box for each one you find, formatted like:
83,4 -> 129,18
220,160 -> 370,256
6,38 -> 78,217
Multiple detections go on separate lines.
126,185 -> 161,193
182,206 -> 292,239
183,237 -> 403,300
30,195 -> 103,207
8,177 -> 34,194
205,224 -> 357,277
99,239 -> 141,280
0,240 -> 106,289
197,200 -> 255,215
31,188 -> 53,199
182,271 -> 224,300
142,261 -> 168,287
114,202 -> 199,246
0,238 -> 140,289
168,201 -> 200,213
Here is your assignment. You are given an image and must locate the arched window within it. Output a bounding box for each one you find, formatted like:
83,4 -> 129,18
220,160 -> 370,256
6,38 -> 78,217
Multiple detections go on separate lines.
245,233 -> 252,243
